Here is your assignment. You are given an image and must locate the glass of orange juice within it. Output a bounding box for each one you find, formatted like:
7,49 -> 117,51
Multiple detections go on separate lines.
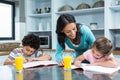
15,56 -> 24,73
64,70 -> 72,80
63,54 -> 72,70
16,71 -> 23,80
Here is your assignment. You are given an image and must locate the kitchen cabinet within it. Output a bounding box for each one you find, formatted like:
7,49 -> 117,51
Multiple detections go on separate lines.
25,0 -> 51,32
25,0 -> 120,49
105,0 -> 120,48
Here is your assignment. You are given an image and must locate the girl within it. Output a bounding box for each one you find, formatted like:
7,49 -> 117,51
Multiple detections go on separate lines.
74,37 -> 118,68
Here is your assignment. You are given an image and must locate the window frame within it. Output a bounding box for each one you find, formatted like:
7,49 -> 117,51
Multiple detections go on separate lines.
0,1 -> 15,40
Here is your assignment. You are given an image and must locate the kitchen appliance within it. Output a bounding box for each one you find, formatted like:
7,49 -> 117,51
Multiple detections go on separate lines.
39,35 -> 51,49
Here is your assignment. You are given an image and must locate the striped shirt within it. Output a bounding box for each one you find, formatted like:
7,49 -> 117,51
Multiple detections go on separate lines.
8,48 -> 43,60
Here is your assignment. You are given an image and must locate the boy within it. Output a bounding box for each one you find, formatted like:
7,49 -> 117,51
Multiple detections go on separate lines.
4,34 -> 51,65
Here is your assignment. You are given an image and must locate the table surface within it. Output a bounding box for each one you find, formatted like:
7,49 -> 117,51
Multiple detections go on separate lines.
1,65 -> 120,80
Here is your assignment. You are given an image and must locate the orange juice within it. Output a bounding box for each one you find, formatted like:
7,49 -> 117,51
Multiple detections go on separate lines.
63,56 -> 72,70
16,72 -> 23,80
15,56 -> 23,72
64,70 -> 72,80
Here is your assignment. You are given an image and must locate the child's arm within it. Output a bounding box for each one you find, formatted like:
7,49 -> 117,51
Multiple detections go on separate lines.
87,57 -> 118,68
4,57 -> 27,65
74,55 -> 85,67
4,58 -> 15,65
27,54 -> 52,62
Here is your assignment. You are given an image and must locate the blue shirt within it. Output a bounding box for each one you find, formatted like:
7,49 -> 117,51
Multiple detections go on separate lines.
55,24 -> 96,62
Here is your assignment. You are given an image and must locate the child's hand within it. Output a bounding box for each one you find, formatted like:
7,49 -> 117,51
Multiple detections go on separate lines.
43,54 -> 52,60
24,58 -> 35,63
74,59 -> 81,67
27,58 -> 35,62
23,57 -> 28,63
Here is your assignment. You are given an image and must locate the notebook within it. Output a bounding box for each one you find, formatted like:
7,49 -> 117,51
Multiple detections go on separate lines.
23,61 -> 58,68
71,63 -> 120,74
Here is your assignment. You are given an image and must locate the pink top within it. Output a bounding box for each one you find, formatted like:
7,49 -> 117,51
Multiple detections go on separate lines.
83,49 -> 114,64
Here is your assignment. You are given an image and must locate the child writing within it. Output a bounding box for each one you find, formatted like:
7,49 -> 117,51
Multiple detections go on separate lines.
4,33 -> 52,65
74,37 -> 118,68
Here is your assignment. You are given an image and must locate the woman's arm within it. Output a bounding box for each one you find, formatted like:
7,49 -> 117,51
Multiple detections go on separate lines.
55,41 -> 64,62
82,25 -> 96,46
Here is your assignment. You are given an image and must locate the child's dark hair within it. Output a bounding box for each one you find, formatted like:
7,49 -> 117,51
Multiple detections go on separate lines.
22,34 -> 40,50
92,37 -> 113,56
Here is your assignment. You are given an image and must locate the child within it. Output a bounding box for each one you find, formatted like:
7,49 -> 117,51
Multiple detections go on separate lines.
4,34 -> 52,65
74,37 -> 118,68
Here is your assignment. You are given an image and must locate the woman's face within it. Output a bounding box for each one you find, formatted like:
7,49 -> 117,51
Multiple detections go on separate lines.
22,46 -> 36,56
62,23 -> 77,40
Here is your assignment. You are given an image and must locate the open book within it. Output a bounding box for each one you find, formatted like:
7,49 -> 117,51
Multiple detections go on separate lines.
71,63 -> 120,74
23,61 -> 58,68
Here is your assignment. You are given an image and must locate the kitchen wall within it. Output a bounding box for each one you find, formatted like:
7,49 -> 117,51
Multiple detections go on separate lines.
14,0 -> 26,41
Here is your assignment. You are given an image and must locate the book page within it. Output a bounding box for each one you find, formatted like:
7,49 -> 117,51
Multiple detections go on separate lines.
71,63 -> 87,69
71,63 -> 120,74
82,65 -> 120,74
23,61 -> 58,68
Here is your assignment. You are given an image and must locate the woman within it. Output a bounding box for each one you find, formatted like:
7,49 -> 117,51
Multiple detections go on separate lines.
55,14 -> 96,66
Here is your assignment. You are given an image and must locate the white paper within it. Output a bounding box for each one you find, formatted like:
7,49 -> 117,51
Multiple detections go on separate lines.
23,61 -> 58,68
71,63 -> 120,74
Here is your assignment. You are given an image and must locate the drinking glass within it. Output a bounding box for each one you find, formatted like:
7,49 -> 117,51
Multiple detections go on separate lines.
16,71 -> 23,80
15,56 -> 24,73
64,70 -> 72,80
63,53 -> 72,70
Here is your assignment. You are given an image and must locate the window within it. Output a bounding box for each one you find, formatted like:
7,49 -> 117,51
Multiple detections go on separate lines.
0,1 -> 15,40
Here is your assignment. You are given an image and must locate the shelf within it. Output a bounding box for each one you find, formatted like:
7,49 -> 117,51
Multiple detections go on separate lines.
110,28 -> 120,30
25,0 -> 120,49
28,13 -> 51,18
109,6 -> 120,12
90,28 -> 104,31
56,7 -> 104,15
28,30 -> 52,33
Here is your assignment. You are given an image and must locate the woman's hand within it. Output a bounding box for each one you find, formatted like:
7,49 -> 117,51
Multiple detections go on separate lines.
58,60 -> 64,67
74,59 -> 81,67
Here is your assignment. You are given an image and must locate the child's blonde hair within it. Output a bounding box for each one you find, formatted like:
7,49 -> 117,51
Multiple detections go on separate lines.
92,37 -> 113,56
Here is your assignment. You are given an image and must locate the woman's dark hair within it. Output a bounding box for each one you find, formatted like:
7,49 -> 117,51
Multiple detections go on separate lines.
92,37 -> 113,56
56,14 -> 82,50
22,33 -> 40,50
